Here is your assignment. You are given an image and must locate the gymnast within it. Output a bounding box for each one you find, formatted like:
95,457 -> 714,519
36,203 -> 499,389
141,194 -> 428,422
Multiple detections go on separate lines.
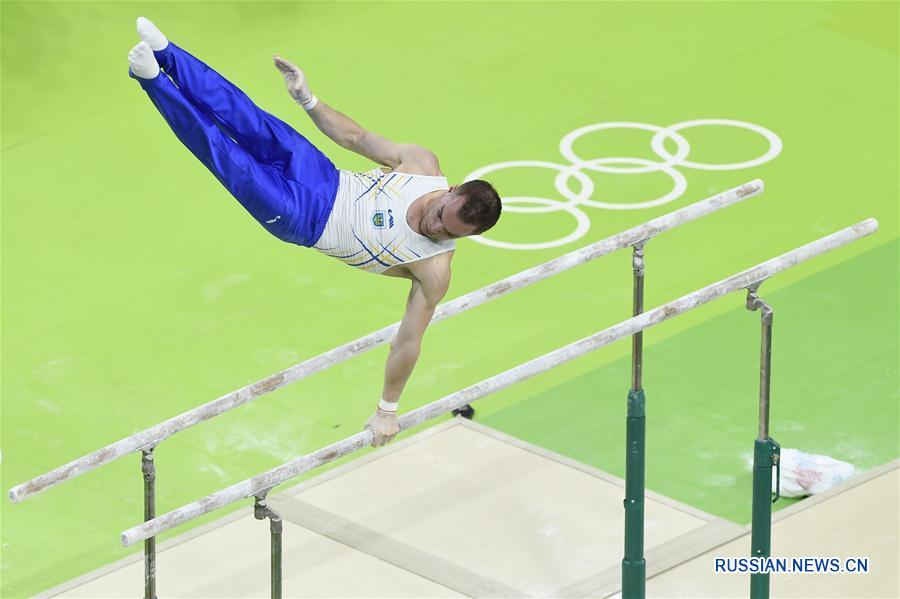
127,18 -> 502,447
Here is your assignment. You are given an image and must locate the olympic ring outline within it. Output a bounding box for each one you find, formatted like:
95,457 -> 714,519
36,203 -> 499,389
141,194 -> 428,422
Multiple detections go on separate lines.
650,119 -> 783,171
555,158 -> 687,211
464,119 -> 782,250
560,122 -> 693,175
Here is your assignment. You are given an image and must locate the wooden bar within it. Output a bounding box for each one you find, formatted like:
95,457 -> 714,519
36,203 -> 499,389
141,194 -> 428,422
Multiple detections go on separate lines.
9,180 -> 764,503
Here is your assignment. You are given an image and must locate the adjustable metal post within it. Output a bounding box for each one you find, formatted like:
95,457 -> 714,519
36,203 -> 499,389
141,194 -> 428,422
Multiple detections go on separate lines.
141,445 -> 158,599
622,241 -> 646,599
254,493 -> 283,599
746,285 -> 781,599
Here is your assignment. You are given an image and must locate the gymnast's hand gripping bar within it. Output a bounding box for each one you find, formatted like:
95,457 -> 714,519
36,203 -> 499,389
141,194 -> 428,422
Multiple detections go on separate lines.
120,217 -> 877,546
9,180 -> 765,503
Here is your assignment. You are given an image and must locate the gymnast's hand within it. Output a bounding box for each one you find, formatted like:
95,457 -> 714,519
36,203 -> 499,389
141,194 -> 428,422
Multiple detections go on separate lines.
365,408 -> 400,447
272,54 -> 313,104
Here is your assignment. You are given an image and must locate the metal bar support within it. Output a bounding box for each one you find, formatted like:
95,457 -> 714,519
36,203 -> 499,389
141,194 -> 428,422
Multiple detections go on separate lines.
623,241 -> 647,599
746,284 -> 781,599
254,493 -> 283,599
141,446 -> 158,599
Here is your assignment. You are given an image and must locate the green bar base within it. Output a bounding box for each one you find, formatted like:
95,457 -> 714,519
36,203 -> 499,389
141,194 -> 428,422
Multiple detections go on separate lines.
750,437 -> 780,599
622,558 -> 646,599
623,388 -> 646,599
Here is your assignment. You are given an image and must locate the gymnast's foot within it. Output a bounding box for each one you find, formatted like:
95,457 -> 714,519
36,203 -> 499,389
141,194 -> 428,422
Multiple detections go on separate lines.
128,41 -> 160,79
136,17 -> 169,51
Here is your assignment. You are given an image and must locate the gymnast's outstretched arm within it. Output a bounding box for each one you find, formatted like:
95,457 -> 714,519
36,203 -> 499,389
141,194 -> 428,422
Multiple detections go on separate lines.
273,54 -> 438,170
365,265 -> 451,446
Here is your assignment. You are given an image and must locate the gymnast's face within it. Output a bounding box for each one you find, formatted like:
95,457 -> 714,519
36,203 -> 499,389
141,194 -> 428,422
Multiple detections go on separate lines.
419,187 -> 479,241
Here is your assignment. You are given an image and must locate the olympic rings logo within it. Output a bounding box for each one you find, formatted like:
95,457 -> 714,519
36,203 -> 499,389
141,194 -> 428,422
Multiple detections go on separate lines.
463,119 -> 782,250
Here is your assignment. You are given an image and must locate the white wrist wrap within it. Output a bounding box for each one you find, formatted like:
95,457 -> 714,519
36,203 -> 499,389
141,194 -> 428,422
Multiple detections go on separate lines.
378,398 -> 398,412
300,94 -> 319,111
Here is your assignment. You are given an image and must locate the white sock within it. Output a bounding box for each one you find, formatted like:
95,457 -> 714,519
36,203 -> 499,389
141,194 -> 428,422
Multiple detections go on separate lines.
128,41 -> 160,79
136,17 -> 169,51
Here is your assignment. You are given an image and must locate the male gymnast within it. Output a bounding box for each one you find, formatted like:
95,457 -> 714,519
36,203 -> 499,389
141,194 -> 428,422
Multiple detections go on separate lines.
126,18 -> 502,448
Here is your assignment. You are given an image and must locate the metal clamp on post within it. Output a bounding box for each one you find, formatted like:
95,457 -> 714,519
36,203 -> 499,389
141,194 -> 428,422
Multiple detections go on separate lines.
746,283 -> 773,324
254,492 -> 283,599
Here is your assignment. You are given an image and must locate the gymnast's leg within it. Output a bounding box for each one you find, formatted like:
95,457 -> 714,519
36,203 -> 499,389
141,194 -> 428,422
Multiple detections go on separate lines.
135,18 -> 338,204
127,41 -> 308,244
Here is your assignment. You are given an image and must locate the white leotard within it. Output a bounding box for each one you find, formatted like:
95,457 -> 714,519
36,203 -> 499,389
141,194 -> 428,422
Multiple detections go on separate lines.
313,167 -> 456,275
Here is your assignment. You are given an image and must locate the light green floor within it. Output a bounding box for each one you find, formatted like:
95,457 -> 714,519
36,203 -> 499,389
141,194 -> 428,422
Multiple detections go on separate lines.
2,2 -> 897,597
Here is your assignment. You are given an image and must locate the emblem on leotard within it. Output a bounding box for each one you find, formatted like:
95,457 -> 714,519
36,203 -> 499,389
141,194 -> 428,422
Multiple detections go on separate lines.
371,209 -> 394,229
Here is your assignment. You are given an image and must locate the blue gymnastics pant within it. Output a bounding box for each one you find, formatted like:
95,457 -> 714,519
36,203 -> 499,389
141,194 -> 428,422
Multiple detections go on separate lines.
129,42 -> 339,247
